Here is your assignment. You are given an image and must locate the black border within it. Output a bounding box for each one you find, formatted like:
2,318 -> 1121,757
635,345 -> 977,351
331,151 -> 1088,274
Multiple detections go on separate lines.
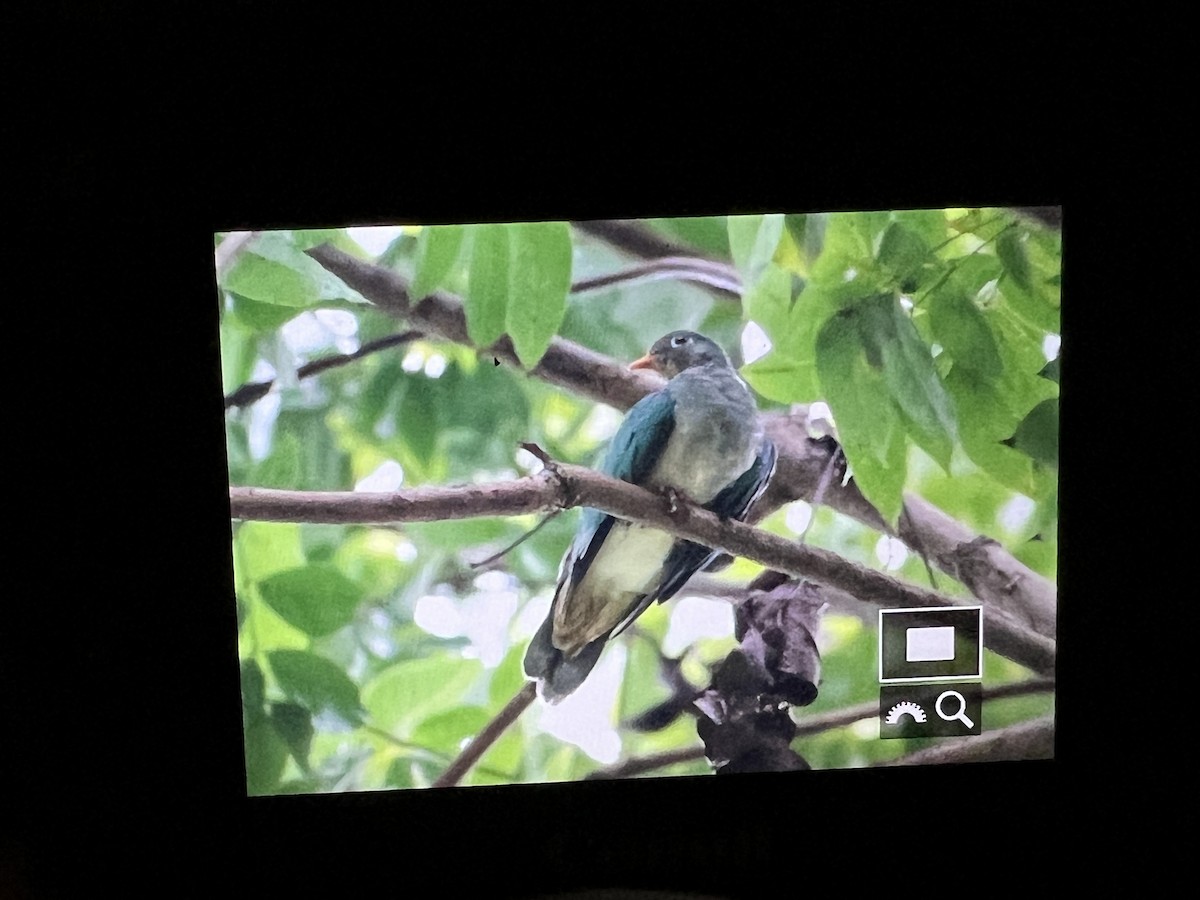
15,17 -> 1116,897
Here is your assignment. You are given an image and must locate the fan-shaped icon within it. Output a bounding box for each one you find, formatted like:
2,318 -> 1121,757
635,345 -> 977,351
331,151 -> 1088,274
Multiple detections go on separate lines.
884,701 -> 927,724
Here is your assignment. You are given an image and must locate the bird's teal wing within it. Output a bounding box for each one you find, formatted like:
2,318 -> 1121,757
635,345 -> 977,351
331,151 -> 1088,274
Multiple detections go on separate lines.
600,388 -> 678,482
523,389 -> 677,698
563,387 -> 677,587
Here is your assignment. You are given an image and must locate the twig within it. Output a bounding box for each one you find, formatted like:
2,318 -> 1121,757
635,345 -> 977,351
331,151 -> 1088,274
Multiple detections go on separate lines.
431,682 -> 537,788
468,511 -> 560,569
571,256 -> 741,299
360,724 -> 516,781
224,330 -> 424,409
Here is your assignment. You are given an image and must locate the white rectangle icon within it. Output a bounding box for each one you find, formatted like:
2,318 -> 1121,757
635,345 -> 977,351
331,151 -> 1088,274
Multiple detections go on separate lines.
906,626 -> 955,662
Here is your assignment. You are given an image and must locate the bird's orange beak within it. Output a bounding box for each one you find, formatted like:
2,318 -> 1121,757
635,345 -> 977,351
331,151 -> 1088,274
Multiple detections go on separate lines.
629,353 -> 658,372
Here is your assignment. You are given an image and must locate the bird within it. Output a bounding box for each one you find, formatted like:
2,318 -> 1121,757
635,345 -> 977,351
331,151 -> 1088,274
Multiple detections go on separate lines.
523,330 -> 777,702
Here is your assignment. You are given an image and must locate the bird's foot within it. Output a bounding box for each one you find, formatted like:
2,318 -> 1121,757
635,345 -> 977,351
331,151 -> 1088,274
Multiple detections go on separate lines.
660,485 -> 697,515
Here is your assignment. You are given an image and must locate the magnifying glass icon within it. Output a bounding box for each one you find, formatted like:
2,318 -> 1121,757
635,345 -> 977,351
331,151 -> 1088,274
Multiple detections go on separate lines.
936,690 -> 975,729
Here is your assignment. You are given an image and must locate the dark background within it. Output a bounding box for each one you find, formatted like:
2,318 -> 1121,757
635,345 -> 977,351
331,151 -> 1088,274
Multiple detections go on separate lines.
10,8 -> 1126,897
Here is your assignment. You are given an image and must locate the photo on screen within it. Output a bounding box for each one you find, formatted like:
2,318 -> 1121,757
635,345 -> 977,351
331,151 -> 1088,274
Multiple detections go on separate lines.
216,209 -> 1060,795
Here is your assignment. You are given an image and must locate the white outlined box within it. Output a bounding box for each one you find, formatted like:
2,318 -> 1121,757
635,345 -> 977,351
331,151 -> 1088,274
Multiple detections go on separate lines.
879,606 -> 983,683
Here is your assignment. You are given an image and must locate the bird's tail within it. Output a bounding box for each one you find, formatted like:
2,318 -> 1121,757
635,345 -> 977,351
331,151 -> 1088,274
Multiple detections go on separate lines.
523,610 -> 606,703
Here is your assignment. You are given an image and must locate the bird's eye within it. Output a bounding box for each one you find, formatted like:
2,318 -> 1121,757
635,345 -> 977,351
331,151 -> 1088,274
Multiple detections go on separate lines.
670,335 -> 689,347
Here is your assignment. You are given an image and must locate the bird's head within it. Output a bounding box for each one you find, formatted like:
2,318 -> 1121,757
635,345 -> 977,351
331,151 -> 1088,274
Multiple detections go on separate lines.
629,331 -> 730,379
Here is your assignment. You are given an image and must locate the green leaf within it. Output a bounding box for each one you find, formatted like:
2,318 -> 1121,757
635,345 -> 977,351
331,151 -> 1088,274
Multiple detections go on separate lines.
224,247 -> 314,308
1005,398 -> 1059,469
742,263 -> 793,339
619,636 -> 671,724
272,409 -> 350,491
244,716 -> 289,795
944,367 -> 1041,497
893,209 -> 949,250
877,222 -> 932,288
858,295 -> 957,470
815,311 -> 907,524
228,291 -> 301,332
506,221 -> 572,367
929,288 -> 1003,378
996,230 -> 1032,290
412,225 -> 466,299
1039,357 -> 1060,384
257,564 -> 363,638
396,374 -> 441,465
362,655 -> 484,734
1001,276 -> 1059,332
251,430 -> 303,489
782,213 -> 827,276
268,649 -> 364,725
234,522 -> 306,584
223,232 -> 363,308
465,224 -> 510,347
728,214 -> 784,284
411,706 -> 492,753
241,658 -> 266,719
810,211 -> 890,288
739,267 -> 833,404
268,701 -> 314,772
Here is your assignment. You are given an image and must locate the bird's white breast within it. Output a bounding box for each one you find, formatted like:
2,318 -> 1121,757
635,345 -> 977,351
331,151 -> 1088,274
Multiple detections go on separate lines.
583,522 -> 676,597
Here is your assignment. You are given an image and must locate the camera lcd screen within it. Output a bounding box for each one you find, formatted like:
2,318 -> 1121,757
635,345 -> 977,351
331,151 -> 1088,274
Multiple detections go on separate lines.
217,209 -> 1060,795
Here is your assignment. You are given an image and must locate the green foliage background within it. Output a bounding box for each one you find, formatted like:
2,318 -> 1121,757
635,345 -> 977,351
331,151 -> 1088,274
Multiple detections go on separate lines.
219,209 -> 1060,794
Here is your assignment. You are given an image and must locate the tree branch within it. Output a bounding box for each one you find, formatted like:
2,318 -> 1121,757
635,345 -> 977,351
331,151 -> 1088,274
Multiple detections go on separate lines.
229,463 -> 1056,675
431,682 -> 536,788
877,714 -> 1055,766
1010,207 -> 1062,230
303,243 -> 1056,642
587,678 -> 1055,779
571,256 -> 742,299
572,219 -> 727,267
223,330 -> 423,409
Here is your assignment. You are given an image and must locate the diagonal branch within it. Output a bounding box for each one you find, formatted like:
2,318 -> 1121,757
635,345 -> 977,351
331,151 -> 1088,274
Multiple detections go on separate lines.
303,243 -> 1058,641
224,330 -> 423,409
229,462 -> 1055,676
430,682 -> 537,788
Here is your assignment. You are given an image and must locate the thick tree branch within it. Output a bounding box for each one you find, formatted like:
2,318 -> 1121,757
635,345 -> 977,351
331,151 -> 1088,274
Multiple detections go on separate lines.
1011,206 -> 1062,230
229,464 -> 1055,675
572,219 -> 726,267
304,244 -> 1056,642
900,494 -> 1056,637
